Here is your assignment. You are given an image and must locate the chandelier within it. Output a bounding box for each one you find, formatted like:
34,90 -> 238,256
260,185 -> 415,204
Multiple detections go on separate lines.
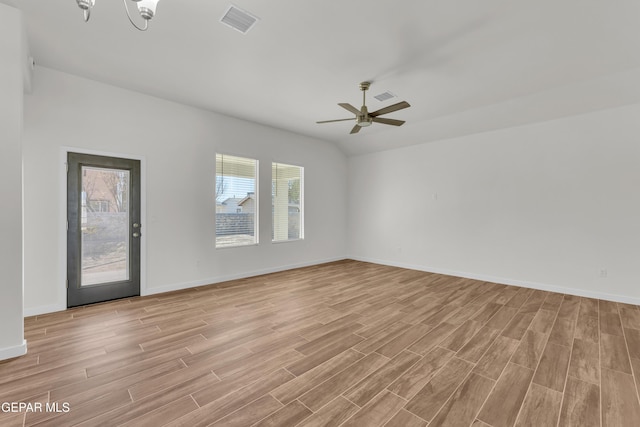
76,0 -> 160,31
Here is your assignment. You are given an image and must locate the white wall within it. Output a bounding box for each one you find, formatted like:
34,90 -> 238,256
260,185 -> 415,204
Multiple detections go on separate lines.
0,3 -> 26,360
348,104 -> 640,304
23,67 -> 348,315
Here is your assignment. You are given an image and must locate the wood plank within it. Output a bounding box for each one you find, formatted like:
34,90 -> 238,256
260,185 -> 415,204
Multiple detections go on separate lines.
532,342 -> 571,392
387,346 -> 455,399
191,368 -> 293,413
514,383 -> 562,427
252,400 -> 312,427
298,313 -> 363,341
575,312 -> 599,343
471,302 -> 503,325
602,368 -> 640,427
473,335 -> 520,380
501,313 -> 535,341
625,327 -> 640,360
429,373 -> 495,427
600,312 -> 624,336
568,338 -> 600,385
548,317 -> 575,347
375,323 -> 432,358
298,352 -> 389,411
477,363 -> 535,427
558,377 -> 600,427
528,309 -> 557,334
341,390 -> 406,427
557,299 -> 580,321
407,322 -> 457,355
484,306 -> 519,330
541,292 -> 564,311
579,298 -> 599,318
344,350 -> 420,407
456,326 -> 501,363
0,413 -> 23,427
599,300 -> 620,314
511,329 -> 547,370
439,320 -> 484,352
285,333 -> 363,376
209,394 -> 283,427
294,323 -> 365,356
384,409 -> 427,427
601,333 -> 632,374
505,289 -> 532,309
270,349 -> 363,405
296,396 -> 359,427
405,357 -> 474,421
620,307 -> 640,330
75,372 -> 220,426
631,357 -> 640,400
353,322 -> 412,354
119,395 -> 199,427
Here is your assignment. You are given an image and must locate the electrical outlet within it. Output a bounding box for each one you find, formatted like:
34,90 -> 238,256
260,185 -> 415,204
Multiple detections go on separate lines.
599,269 -> 608,278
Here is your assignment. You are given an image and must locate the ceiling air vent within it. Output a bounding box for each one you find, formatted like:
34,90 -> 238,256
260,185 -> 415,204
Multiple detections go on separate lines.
374,91 -> 396,102
220,4 -> 259,34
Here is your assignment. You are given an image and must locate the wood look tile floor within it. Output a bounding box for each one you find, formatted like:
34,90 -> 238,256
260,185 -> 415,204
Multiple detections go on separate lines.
2,260 -> 640,426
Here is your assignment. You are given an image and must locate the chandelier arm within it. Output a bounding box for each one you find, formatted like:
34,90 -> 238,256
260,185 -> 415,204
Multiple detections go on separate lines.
123,0 -> 149,31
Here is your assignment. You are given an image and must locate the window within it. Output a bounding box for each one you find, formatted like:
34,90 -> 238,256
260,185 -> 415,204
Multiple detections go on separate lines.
216,154 -> 258,248
272,162 -> 303,242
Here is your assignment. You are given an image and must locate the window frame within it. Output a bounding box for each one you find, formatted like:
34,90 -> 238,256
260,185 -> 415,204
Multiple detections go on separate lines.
271,161 -> 304,243
215,153 -> 259,249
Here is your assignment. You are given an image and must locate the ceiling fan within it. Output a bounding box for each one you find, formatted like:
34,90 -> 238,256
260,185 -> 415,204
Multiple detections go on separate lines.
316,82 -> 411,134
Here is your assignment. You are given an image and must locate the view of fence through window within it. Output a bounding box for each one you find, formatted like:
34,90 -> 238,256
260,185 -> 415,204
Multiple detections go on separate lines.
81,166 -> 130,286
272,162 -> 303,241
216,154 -> 258,248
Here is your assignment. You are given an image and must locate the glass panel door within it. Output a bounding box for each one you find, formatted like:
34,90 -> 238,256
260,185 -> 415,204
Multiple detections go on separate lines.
67,153 -> 141,307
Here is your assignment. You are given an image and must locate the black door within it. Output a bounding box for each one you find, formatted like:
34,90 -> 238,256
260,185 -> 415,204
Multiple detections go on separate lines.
67,153 -> 141,307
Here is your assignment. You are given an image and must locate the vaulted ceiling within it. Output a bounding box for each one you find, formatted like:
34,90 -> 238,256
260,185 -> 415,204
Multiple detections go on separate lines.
10,0 -> 640,155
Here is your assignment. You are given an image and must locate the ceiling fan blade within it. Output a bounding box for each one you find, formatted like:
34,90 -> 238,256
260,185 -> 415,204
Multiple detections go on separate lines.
350,124 -> 362,134
338,103 -> 361,115
316,118 -> 355,124
371,117 -> 405,126
369,101 -> 411,117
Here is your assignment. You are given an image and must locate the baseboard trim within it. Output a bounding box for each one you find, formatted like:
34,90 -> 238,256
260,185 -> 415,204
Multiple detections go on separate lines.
349,256 -> 640,306
29,255 -> 636,316
142,256 -> 347,296
0,340 -> 27,361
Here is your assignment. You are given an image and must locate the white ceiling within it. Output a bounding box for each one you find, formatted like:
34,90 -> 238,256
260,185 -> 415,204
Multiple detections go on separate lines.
10,0 -> 640,155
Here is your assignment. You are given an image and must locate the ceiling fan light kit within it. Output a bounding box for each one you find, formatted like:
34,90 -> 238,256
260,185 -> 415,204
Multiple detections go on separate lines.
317,81 -> 410,134
76,0 -> 160,31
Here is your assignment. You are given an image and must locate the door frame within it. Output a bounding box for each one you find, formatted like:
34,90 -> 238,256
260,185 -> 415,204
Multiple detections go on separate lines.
59,147 -> 147,310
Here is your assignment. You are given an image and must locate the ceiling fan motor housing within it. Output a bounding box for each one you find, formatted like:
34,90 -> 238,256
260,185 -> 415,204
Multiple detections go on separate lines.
358,105 -> 372,127
357,115 -> 372,127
